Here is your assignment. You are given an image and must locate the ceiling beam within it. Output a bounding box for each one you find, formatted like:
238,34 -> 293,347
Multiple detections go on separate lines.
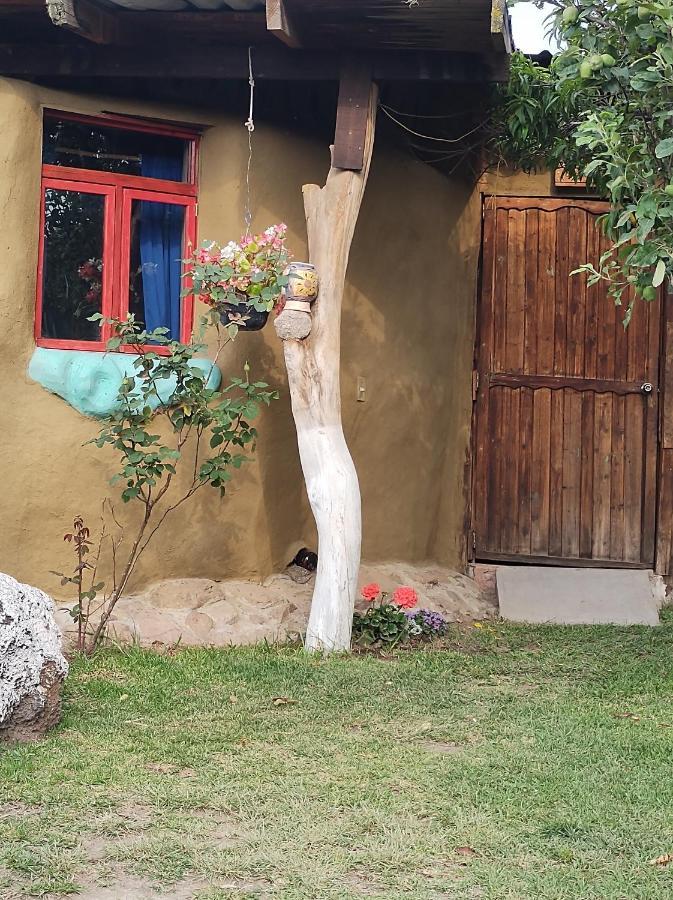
266,0 -> 301,49
0,44 -> 508,82
46,0 -> 119,44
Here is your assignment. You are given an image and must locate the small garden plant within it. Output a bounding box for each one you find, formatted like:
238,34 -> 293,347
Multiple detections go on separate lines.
53,515 -> 105,654
352,583 -> 448,648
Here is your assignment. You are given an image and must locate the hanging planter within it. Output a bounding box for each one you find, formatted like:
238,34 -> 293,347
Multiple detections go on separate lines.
219,293 -> 269,332
184,224 -> 291,335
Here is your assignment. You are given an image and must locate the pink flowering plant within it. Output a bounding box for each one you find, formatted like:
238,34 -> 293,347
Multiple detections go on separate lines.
184,224 -> 292,330
352,582 -> 448,648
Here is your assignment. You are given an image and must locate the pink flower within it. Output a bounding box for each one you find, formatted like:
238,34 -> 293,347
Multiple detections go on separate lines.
361,583 -> 381,602
391,587 -> 418,610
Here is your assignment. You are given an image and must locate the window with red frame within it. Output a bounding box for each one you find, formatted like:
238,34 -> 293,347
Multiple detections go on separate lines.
37,112 -> 199,351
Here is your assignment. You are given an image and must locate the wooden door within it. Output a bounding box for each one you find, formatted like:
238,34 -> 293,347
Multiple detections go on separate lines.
473,196 -> 661,567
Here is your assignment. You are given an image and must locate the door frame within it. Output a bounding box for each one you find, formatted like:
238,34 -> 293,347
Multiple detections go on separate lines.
469,192 -> 667,571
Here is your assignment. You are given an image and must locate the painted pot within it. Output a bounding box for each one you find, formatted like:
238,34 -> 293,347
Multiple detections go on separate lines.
219,294 -> 269,331
285,262 -> 319,303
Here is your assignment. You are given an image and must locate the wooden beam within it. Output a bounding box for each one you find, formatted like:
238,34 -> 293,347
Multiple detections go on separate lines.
0,44 -> 508,82
491,0 -> 513,55
266,0 -> 301,49
46,0 -> 119,44
332,60 -> 373,171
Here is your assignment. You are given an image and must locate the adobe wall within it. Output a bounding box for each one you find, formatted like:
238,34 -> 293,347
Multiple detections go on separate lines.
0,76 -> 480,597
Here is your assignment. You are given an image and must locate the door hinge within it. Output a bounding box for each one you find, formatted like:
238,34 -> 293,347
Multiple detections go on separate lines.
472,370 -> 480,402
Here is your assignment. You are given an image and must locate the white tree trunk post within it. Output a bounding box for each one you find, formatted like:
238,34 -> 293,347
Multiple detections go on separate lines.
275,78 -> 378,652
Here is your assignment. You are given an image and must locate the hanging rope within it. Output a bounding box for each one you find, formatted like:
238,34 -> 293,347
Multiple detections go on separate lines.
244,45 -> 255,236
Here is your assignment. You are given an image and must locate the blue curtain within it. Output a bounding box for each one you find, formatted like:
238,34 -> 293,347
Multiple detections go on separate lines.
139,154 -> 183,339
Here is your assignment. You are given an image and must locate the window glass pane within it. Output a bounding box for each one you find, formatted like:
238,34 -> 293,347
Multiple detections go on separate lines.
41,188 -> 105,342
128,199 -> 186,340
43,118 -> 189,181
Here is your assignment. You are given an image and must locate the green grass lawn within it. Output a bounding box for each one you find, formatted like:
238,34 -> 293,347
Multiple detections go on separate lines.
2,617 -> 673,900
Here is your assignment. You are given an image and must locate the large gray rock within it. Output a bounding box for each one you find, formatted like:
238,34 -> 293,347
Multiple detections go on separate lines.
0,573 -> 68,743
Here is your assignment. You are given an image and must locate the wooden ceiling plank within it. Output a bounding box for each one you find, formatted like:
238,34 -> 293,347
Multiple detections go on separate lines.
45,0 -> 120,43
266,0 -> 301,48
0,43 -> 505,82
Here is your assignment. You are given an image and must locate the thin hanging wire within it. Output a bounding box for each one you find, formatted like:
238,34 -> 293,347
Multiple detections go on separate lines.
379,103 -> 485,144
243,46 -> 255,236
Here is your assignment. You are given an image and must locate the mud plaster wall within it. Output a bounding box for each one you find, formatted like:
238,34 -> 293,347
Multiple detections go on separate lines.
0,76 -> 480,597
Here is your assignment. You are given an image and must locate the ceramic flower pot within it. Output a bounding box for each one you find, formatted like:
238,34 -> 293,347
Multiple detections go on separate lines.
285,262 -> 319,303
219,294 -> 269,331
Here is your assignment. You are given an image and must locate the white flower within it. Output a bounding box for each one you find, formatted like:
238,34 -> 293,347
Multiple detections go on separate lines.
220,241 -> 239,261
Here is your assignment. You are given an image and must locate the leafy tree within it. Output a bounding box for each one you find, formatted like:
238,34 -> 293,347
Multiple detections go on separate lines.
490,0 -> 673,321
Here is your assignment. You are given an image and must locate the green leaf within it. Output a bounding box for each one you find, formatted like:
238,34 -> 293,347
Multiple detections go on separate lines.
653,258 -> 666,287
655,138 -> 673,158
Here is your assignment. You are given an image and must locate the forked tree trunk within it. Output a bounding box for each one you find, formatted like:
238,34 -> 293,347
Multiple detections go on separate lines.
278,83 -> 377,652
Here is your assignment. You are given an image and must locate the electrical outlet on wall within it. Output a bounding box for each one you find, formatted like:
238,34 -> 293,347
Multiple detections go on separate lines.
357,376 -> 366,402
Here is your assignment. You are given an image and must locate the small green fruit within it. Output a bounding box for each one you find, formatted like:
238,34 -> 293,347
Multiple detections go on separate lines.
589,54 -> 604,70
562,5 -> 579,24
642,285 -> 657,300
600,53 -> 617,66
579,60 -> 594,78
637,5 -> 651,19
665,184 -> 673,197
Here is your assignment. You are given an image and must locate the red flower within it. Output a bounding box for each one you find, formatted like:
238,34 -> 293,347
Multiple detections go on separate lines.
392,587 -> 418,610
78,261 -> 98,279
361,582 -> 381,602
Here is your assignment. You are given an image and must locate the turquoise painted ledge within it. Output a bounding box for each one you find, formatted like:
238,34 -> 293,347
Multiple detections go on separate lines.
28,348 -> 222,418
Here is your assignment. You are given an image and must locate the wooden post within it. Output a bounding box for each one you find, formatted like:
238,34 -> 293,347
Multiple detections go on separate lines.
275,72 -> 377,652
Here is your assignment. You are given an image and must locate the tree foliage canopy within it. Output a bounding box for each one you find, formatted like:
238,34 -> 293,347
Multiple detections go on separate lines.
490,0 -> 673,320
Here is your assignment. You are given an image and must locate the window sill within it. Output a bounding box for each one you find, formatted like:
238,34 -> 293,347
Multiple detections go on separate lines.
36,339 -> 178,357
28,347 -> 221,418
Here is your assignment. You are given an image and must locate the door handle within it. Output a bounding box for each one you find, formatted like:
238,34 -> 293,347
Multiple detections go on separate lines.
641,382 -> 654,394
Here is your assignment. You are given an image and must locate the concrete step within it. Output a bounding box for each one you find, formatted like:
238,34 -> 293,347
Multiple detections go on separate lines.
496,566 -> 663,626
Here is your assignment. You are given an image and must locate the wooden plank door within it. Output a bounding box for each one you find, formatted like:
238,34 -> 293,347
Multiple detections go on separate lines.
473,196 -> 661,567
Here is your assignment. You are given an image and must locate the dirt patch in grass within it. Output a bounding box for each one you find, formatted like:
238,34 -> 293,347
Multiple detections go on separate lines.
419,739 -> 464,754
0,802 -> 43,820
343,871 -> 386,896
115,802 -> 155,827
74,871 -> 208,900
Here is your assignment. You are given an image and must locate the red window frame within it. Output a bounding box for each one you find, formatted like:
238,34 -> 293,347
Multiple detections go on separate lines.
36,111 -> 199,353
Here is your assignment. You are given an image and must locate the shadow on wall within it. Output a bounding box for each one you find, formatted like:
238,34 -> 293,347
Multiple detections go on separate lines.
342,149 -> 477,567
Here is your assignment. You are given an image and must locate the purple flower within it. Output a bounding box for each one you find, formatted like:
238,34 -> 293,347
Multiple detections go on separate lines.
405,608 -> 448,636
